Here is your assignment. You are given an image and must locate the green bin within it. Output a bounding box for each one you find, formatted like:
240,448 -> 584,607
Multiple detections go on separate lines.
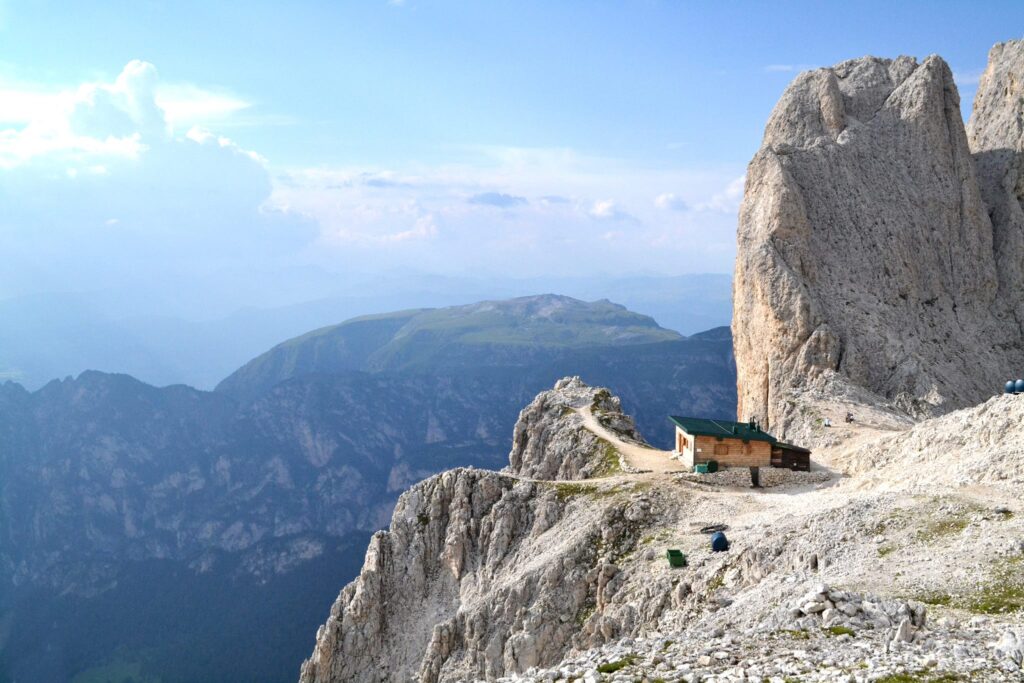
666,549 -> 687,567
694,463 -> 710,474
707,460 -> 719,473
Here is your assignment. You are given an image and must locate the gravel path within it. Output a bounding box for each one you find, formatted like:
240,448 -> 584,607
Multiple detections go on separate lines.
577,405 -> 685,473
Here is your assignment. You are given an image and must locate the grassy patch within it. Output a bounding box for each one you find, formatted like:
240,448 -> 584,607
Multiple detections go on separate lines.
875,672 -> 964,683
777,629 -> 810,640
967,554 -> 1024,614
707,572 -> 725,592
916,516 -> 970,543
553,482 -> 598,502
575,604 -> 595,626
551,481 -> 625,503
825,625 -> 854,637
593,438 -> 622,477
596,654 -> 637,673
641,529 -> 670,546
915,591 -> 952,606
877,544 -> 895,557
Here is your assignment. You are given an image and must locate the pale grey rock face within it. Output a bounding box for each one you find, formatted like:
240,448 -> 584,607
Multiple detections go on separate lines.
507,376 -> 645,481
297,467 -> 650,683
968,39 -> 1024,328
733,53 -> 1024,441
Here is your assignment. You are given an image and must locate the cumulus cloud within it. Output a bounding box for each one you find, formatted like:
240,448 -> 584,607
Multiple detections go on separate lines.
468,192 -> 527,208
654,192 -> 688,211
0,61 -> 312,305
589,199 -> 617,219
0,64 -> 253,135
696,175 -> 745,213
588,199 -> 636,223
271,147 -> 744,277
156,83 -> 252,129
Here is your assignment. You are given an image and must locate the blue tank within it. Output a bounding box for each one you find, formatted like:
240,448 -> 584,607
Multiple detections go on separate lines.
1007,381 -> 1016,394
1015,379 -> 1024,394
710,531 -> 730,552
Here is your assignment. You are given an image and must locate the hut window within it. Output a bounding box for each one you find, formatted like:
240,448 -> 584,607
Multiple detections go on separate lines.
714,443 -> 728,456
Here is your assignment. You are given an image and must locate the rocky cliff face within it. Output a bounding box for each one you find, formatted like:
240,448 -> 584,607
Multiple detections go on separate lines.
507,376 -> 644,480
968,39 -> 1024,329
298,377 -> 666,683
300,469 -> 599,683
733,53 -> 1024,441
300,376 -> 1024,682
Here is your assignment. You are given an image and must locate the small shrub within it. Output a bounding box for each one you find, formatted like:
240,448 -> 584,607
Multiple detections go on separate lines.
825,625 -> 854,637
777,629 -> 810,640
596,654 -> 637,673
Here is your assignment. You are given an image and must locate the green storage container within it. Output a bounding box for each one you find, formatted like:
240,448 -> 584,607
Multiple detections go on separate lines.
666,549 -> 687,567
694,463 -> 709,474
707,460 -> 719,473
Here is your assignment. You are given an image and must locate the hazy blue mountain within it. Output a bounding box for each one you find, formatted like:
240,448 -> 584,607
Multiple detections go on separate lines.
0,295 -> 735,682
217,296 -> 683,402
0,274 -> 731,390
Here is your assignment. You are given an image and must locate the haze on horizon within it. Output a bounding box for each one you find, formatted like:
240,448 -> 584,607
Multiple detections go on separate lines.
1,0 -> 1021,387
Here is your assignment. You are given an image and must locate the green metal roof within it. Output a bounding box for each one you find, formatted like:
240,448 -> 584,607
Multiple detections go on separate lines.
668,415 -> 778,443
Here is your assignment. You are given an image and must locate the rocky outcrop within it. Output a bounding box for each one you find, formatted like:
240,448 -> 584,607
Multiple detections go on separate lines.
839,392 -> 1024,490
299,376 -> 1024,683
733,53 -> 1024,441
297,468 -> 653,683
967,39 -> 1024,329
507,377 -> 645,480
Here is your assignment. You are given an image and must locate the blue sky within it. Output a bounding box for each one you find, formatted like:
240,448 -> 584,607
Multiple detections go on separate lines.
0,0 -> 1020,313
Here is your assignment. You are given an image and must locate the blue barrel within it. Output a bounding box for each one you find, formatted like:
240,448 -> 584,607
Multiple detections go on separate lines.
1007,380 -> 1016,394
1015,379 -> 1024,394
710,531 -> 730,552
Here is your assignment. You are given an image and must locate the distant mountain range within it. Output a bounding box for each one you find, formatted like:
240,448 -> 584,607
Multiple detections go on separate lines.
0,274 -> 731,390
0,294 -> 736,682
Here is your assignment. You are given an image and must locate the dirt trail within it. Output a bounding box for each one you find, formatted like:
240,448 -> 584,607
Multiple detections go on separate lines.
577,405 -> 685,473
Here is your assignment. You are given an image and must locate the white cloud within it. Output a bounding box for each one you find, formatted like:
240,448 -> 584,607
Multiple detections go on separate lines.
270,147 -> 744,276
589,199 -> 618,219
0,60 -> 312,301
696,175 -> 745,213
0,66 -> 251,134
953,68 -> 985,87
156,83 -> 251,129
654,192 -> 687,211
